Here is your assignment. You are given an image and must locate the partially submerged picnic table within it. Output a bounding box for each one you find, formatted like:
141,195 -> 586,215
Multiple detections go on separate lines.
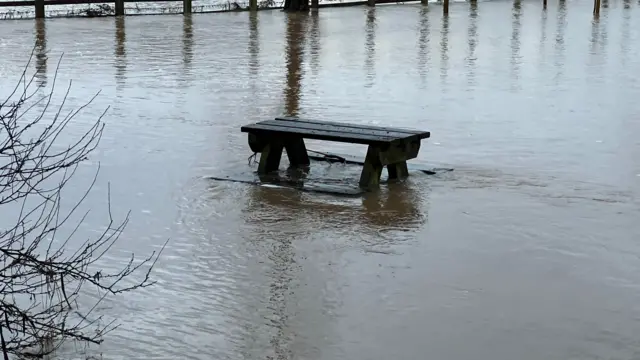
240,116 -> 431,189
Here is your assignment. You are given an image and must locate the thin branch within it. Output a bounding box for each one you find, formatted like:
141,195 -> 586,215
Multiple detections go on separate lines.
0,44 -> 166,359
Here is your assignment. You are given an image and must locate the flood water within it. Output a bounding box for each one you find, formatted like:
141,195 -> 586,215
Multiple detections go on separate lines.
1,1 -> 640,359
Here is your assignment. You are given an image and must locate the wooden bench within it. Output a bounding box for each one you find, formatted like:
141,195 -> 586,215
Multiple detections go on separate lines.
240,116 -> 431,189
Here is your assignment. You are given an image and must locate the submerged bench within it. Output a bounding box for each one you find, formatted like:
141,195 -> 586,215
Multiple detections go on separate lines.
240,116 -> 431,189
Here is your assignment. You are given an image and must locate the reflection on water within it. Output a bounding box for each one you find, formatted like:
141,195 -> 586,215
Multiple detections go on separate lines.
553,0 -> 567,83
466,1 -> 477,88
245,182 -> 425,230
364,8 -> 376,88
183,14 -> 193,74
621,0 -> 630,66
439,13 -> 449,87
114,16 -> 125,89
284,13 -> 305,117
34,18 -> 46,87
308,10 -> 320,77
510,0 -> 521,90
2,2 -> 640,359
417,5 -> 430,83
538,3 -> 548,69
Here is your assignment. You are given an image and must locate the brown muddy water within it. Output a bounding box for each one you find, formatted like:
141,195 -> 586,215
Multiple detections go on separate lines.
1,1 -> 640,359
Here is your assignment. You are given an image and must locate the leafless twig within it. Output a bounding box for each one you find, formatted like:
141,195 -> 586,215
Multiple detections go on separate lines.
0,46 -> 166,359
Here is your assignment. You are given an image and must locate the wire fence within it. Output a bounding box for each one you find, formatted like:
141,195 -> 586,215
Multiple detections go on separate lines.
0,0 -> 369,19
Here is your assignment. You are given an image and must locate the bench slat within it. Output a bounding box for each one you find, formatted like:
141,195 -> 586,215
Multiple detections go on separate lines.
241,123 -> 399,145
275,116 -> 430,139
259,119 -> 421,141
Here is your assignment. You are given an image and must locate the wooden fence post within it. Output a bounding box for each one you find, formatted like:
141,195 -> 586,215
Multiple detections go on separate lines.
311,0 -> 318,8
35,0 -> 44,18
367,0 -> 375,7
249,0 -> 257,11
183,0 -> 191,13
115,0 -> 124,15
443,0 -> 449,14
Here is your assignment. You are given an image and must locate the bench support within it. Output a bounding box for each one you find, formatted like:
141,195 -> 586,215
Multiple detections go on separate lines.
359,139 -> 420,189
248,134 -> 310,174
359,146 -> 384,188
387,162 -> 409,180
284,137 -> 310,168
258,142 -> 284,174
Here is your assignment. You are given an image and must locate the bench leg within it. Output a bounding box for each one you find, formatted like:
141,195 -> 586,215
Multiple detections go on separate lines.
359,145 -> 384,189
284,137 -> 310,168
387,161 -> 409,181
258,142 -> 284,174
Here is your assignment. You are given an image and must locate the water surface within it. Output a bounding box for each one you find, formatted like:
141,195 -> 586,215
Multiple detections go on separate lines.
1,1 -> 640,359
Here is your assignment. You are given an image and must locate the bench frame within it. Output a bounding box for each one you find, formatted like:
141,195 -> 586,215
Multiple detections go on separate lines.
242,117 -> 429,189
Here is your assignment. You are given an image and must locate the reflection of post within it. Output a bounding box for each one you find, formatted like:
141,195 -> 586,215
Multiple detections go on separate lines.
35,19 -> 47,88
590,17 -> 599,53
114,16 -> 126,88
621,0 -> 630,64
466,1 -> 477,87
183,13 -> 193,72
248,11 -> 259,77
538,1 -> 547,66
554,0 -> 566,82
308,10 -> 320,77
439,14 -> 449,85
284,13 -> 306,117
364,8 -> 376,87
510,0 -> 522,86
417,6 -> 429,81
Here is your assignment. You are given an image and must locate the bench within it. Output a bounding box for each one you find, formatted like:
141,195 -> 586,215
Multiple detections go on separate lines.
240,116 -> 431,189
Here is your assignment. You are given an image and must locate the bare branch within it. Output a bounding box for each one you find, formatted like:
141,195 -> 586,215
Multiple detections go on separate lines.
0,46 -> 166,359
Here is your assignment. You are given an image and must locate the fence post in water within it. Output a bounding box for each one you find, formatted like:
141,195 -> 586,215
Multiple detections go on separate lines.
115,0 -> 125,15
593,0 -> 600,15
367,0 -> 375,7
249,0 -> 257,11
34,0 -> 44,18
443,0 -> 449,14
183,0 -> 192,13
311,0 -> 318,8
421,0 -> 428,6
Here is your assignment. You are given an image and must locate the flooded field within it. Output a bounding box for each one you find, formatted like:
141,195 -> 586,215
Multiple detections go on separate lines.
1,0 -> 640,359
